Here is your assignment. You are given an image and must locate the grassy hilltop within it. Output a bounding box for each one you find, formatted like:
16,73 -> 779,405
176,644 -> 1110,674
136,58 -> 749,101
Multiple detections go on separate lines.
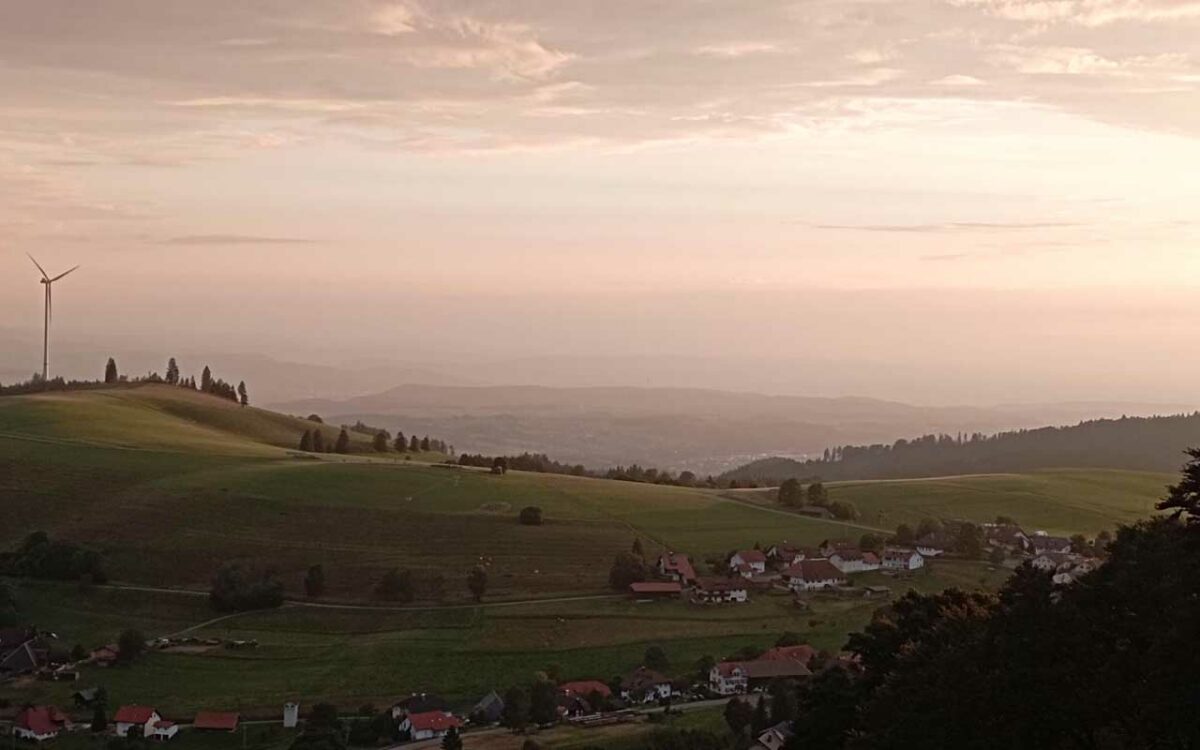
0,384 -> 1171,714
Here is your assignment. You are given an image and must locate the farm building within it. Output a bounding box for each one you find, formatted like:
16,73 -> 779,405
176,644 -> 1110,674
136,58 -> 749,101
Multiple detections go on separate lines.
471,692 -> 505,724
13,706 -> 70,742
828,548 -> 881,573
692,577 -> 749,603
656,552 -> 696,583
916,533 -> 951,557
620,666 -> 673,703
114,706 -> 162,738
728,549 -> 767,575
1031,534 -> 1072,554
629,581 -> 682,599
149,720 -> 179,741
784,559 -> 847,591
400,711 -> 462,741
709,657 -> 812,694
758,720 -> 795,750
558,680 -> 612,699
193,711 -> 240,732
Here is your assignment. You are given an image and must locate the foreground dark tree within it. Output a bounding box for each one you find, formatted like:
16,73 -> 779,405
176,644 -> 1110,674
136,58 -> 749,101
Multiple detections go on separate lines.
518,506 -> 543,525
1159,446 -> 1200,521
237,381 -> 249,406
116,628 -> 145,664
335,428 -> 350,454
165,358 -> 179,385
608,552 -> 648,590
777,477 -> 803,507
104,358 -> 119,384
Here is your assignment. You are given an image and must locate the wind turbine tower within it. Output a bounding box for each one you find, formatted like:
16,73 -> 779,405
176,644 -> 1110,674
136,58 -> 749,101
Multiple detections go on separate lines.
27,255 -> 79,383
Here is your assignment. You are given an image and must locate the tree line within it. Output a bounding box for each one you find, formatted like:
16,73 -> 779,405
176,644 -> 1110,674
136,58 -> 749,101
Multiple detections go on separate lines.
1,356 -> 248,406
296,419 -> 452,456
722,412 -> 1200,484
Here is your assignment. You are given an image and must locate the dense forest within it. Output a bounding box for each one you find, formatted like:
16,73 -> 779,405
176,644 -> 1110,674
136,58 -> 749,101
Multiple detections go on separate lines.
722,412 -> 1200,483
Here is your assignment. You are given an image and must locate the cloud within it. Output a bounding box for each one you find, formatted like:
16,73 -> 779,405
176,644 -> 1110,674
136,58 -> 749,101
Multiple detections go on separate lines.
161,235 -> 316,245
811,221 -> 1080,233
930,74 -> 987,85
695,42 -> 778,58
950,0 -> 1200,26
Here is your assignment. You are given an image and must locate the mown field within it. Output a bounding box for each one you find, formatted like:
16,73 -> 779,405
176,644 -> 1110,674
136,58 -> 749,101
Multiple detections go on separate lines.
0,384 -> 1167,723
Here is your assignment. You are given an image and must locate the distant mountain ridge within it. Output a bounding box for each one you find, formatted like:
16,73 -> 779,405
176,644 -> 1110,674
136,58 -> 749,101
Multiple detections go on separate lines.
270,384 -> 1196,473
721,412 -> 1200,483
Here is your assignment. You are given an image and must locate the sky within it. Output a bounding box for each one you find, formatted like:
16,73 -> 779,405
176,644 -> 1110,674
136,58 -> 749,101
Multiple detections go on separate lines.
2,0 -> 1200,403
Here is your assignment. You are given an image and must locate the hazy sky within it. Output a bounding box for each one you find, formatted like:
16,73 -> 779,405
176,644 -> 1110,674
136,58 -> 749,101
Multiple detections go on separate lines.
2,1 -> 1200,402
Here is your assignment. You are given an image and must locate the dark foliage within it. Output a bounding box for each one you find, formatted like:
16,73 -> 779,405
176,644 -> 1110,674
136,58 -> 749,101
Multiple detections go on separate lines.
209,563 -> 285,612
608,552 -> 648,590
518,506 -> 543,525
0,531 -> 106,583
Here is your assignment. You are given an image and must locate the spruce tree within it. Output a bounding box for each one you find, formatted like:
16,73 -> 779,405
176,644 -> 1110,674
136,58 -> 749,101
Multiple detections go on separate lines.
104,358 -> 118,384
312,429 -> 326,453
165,358 -> 179,385
394,432 -> 407,452
237,381 -> 249,406
335,428 -> 350,454
409,435 -> 420,452
372,431 -> 389,452
201,366 -> 212,392
300,430 -> 313,452
420,436 -> 431,451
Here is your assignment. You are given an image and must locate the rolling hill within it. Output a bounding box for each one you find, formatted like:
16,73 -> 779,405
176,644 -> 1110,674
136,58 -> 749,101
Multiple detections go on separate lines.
0,384 -> 1173,715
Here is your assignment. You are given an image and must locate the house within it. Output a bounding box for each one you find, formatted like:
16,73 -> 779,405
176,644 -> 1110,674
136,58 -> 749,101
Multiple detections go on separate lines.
13,706 -> 70,742
729,550 -> 767,575
90,644 -> 120,666
916,534 -> 950,557
759,644 -> 815,666
881,548 -> 924,571
114,706 -> 161,738
629,581 -> 682,599
73,687 -> 102,707
984,524 -> 1031,552
0,640 -> 44,675
149,720 -> 179,741
828,548 -> 881,574
400,711 -> 462,741
1031,552 -> 1074,572
558,680 -> 612,700
766,544 -> 803,566
783,559 -> 847,591
818,539 -> 854,557
657,552 -> 696,583
757,720 -> 795,750
193,711 -> 240,732
692,577 -> 749,603
1031,534 -> 1072,555
471,691 -> 505,725
709,662 -> 749,695
620,667 -> 673,703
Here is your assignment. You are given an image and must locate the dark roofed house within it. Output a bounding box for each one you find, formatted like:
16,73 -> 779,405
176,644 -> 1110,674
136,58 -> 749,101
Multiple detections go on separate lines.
0,639 -> 43,675
784,559 -> 847,591
471,691 -> 505,724
758,720 -> 795,750
1032,535 -> 1072,554
619,666 -> 673,703
193,711 -> 240,732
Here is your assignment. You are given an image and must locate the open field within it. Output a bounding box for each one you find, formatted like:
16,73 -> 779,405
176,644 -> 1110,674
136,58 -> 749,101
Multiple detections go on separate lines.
0,384 -> 1167,720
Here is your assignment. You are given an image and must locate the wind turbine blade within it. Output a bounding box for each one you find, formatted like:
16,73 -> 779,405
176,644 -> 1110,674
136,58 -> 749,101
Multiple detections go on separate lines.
27,254 -> 49,281
48,265 -> 79,283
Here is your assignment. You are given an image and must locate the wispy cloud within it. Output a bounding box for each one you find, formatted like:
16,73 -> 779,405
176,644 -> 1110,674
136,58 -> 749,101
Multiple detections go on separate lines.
162,234 -> 316,245
810,221 -> 1080,233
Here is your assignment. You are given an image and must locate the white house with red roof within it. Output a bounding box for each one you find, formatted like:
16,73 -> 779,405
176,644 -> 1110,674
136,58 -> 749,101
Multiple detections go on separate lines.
784,559 -> 847,591
558,680 -> 612,699
729,550 -> 767,575
13,706 -> 70,742
400,711 -> 462,741
149,720 -> 179,741
709,662 -> 749,695
114,706 -> 162,738
881,548 -> 924,571
657,552 -> 696,583
692,577 -> 749,603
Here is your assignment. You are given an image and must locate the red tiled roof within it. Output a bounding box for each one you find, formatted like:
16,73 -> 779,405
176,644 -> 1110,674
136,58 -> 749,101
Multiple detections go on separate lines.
883,548 -> 917,561
558,680 -> 612,698
694,577 -> 747,592
15,706 -> 65,735
193,711 -> 240,731
735,549 -> 766,564
761,645 -> 815,665
630,582 -> 682,594
714,661 -> 745,677
114,706 -> 157,724
659,553 -> 696,581
406,711 -> 461,732
153,721 -> 176,730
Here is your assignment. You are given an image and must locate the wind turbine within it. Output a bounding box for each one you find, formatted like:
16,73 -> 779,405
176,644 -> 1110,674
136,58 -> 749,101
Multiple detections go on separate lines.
27,254 -> 79,383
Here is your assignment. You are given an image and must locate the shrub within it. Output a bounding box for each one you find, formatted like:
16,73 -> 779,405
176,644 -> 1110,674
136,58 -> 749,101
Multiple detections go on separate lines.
518,506 -> 543,525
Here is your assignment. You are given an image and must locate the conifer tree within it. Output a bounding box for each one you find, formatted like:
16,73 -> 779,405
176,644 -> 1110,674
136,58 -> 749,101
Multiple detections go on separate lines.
312,429 -> 325,453
165,358 -> 179,385
237,381 -> 248,406
300,430 -> 313,452
104,358 -> 118,384
394,432 -> 407,452
372,431 -> 389,452
420,436 -> 431,451
409,435 -> 420,452
335,428 -> 350,454
201,366 -> 212,392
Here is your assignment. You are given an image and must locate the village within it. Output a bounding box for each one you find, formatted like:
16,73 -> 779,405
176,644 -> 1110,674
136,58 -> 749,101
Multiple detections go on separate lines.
0,517 -> 1106,750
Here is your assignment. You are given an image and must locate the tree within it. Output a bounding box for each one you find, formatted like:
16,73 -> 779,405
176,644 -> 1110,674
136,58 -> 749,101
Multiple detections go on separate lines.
695,654 -> 716,681
372,431 -> 389,453
237,381 -> 249,406
491,456 -> 508,474
1069,533 -> 1092,556
644,645 -> 669,671
312,429 -> 325,453
632,538 -> 645,558
201,366 -> 212,392
893,523 -> 916,546
777,478 -> 803,507
954,522 -> 985,559
769,679 -> 799,724
501,686 -> 530,729
859,533 -> 884,552
776,631 -> 802,647
376,568 -> 414,602
467,566 -> 487,602
209,564 -> 285,612
518,506 -> 543,525
304,564 -> 326,598
91,703 -> 108,732
608,552 -> 648,590
723,698 -> 753,737
751,694 -> 770,733
394,432 -> 407,452
827,500 -> 859,521
299,430 -> 313,452
117,628 -> 145,664
409,435 -> 420,452
529,680 -> 559,725
440,727 -> 462,750
165,358 -> 179,385
105,358 -> 119,384
806,482 -> 829,507
1156,444 -> 1200,520
335,428 -> 350,454
420,436 -> 431,451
